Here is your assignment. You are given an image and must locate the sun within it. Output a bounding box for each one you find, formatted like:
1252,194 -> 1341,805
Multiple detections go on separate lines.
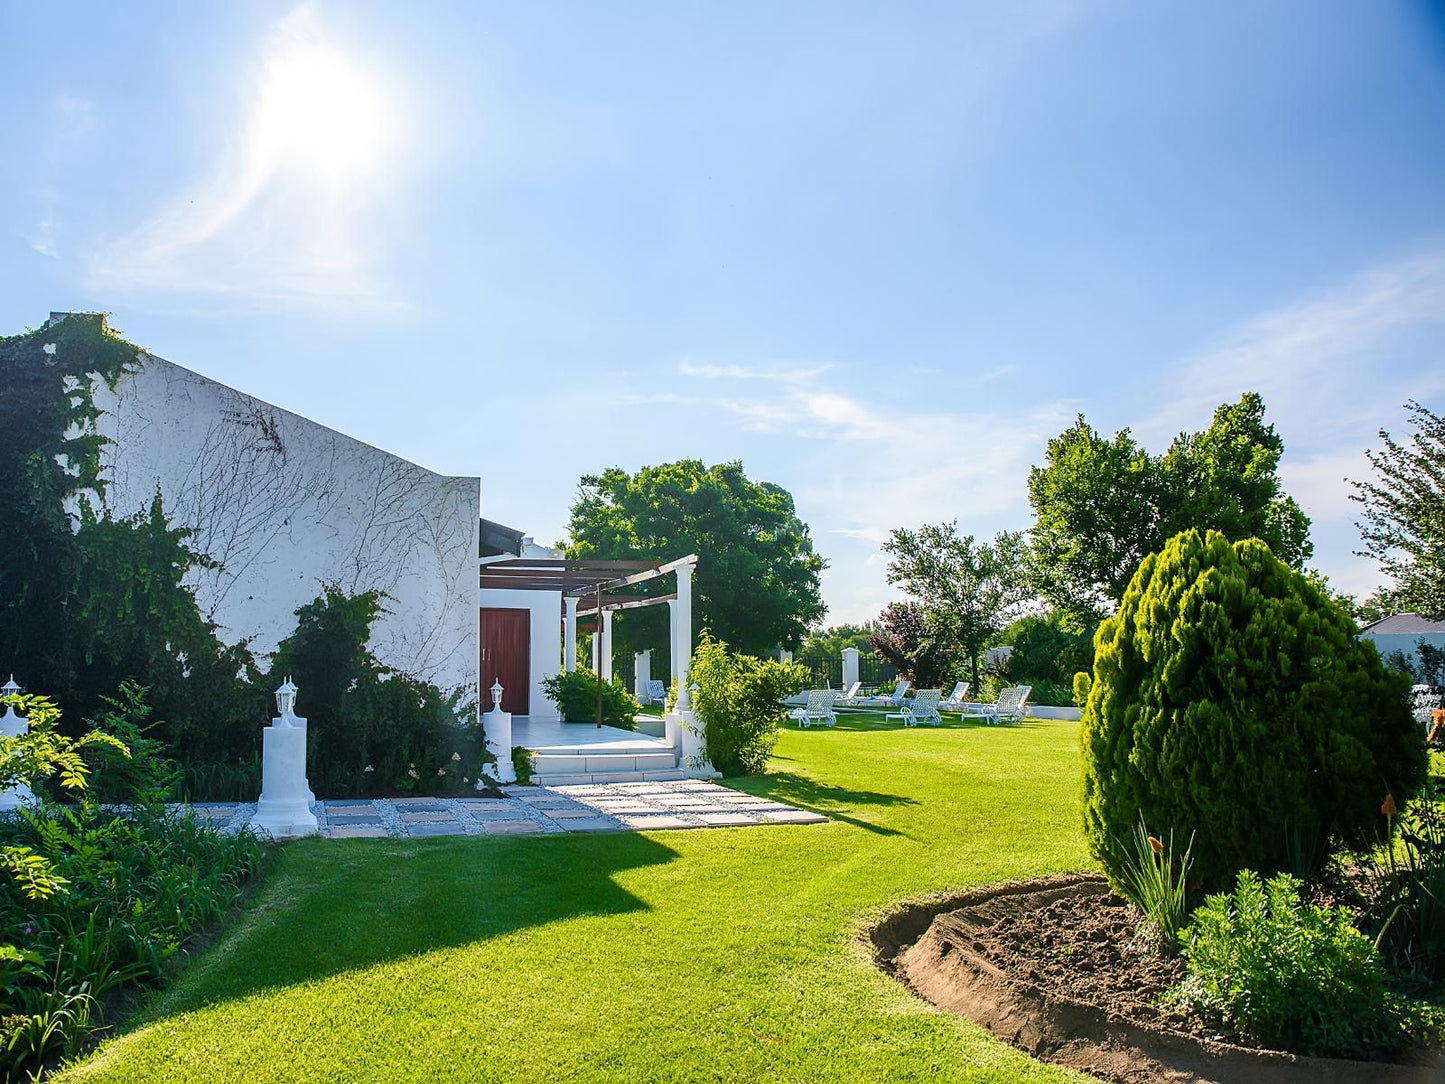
252,12 -> 396,183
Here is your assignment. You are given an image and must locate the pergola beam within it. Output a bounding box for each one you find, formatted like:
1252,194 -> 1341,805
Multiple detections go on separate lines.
576,592 -> 676,614
563,554 -> 699,598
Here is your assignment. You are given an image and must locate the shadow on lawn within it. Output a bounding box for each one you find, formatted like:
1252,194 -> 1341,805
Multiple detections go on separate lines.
739,769 -> 917,837
145,830 -> 679,1019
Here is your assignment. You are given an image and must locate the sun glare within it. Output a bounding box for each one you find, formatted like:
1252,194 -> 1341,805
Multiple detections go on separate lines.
252,12 -> 396,183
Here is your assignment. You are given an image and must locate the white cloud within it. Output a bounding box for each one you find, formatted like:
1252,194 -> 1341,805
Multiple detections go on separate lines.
90,4 -> 412,309
678,360 -> 832,383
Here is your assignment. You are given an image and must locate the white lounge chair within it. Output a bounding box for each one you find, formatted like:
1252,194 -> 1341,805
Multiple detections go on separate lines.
644,679 -> 667,705
835,681 -> 864,705
887,687 -> 943,727
940,681 -> 970,710
788,689 -> 839,728
860,678 -> 910,708
960,685 -> 1032,725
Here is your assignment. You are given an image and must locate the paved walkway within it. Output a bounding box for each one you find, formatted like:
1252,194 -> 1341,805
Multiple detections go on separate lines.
183,780 -> 827,839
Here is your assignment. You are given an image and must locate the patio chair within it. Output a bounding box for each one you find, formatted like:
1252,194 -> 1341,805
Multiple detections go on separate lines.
940,681 -> 970,710
788,689 -> 839,728
644,679 -> 667,706
858,678 -> 910,708
887,687 -> 943,727
960,685 -> 1032,726
835,681 -> 864,706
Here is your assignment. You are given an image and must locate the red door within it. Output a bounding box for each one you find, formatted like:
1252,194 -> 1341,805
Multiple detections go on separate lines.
480,608 -> 530,714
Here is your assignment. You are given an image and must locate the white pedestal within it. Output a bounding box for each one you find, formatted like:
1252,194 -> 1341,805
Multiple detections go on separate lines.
253,725 -> 318,840
482,707 -> 516,783
292,716 -> 316,809
0,706 -> 33,811
669,709 -> 719,779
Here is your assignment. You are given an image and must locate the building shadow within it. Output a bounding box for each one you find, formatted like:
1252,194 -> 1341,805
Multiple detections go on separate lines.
133,829 -> 679,1023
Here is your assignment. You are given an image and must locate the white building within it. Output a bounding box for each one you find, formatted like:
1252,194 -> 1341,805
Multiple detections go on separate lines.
1359,613 -> 1445,672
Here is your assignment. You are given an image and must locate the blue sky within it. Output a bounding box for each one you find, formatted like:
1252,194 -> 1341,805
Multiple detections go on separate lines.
3,1 -> 1444,623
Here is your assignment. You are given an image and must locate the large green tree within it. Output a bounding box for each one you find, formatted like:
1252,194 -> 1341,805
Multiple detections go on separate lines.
1350,401 -> 1445,619
880,522 -> 1031,689
1028,392 -> 1311,624
567,460 -> 826,662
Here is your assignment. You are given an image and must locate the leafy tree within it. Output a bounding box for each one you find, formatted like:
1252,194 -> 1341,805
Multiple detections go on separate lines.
690,633 -> 807,776
567,461 -> 826,662
994,611 -> 1094,706
868,602 -> 962,689
1081,529 -> 1424,891
1028,393 -> 1311,624
799,623 -> 878,659
1350,401 -> 1445,618
880,523 -> 1031,689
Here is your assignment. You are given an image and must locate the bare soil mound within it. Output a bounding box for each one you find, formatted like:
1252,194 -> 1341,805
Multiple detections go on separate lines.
867,875 -> 1445,1084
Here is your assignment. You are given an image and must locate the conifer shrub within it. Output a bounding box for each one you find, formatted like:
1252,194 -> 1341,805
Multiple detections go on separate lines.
1081,529 -> 1424,891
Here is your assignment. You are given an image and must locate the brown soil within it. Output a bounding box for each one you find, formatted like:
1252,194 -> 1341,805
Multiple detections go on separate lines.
867,875 -> 1445,1084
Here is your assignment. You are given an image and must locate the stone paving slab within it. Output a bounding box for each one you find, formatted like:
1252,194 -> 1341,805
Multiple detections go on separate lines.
179,782 -> 826,839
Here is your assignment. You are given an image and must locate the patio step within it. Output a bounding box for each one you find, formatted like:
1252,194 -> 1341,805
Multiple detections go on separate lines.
532,752 -> 678,775
533,768 -> 687,786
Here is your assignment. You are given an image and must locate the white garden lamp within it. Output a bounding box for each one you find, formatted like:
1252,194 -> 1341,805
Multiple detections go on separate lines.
274,677 -> 299,723
482,681 -> 515,784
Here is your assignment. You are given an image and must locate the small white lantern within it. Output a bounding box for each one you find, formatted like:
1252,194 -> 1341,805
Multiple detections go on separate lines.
490,681 -> 504,711
1,676 -> 19,697
274,677 -> 298,719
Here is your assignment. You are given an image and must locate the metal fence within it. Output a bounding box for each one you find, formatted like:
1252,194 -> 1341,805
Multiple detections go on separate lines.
795,651 -> 897,690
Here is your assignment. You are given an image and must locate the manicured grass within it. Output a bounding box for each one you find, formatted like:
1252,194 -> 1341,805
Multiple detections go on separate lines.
63,716 -> 1095,1083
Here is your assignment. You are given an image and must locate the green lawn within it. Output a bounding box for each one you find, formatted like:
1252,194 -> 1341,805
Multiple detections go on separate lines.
63,716 -> 1095,1083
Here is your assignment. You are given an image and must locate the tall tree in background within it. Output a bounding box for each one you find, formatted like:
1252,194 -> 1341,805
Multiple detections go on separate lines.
868,602 -> 960,689
1350,401 -> 1445,619
880,522 -> 1031,689
1027,392 -> 1311,626
568,460 -> 826,661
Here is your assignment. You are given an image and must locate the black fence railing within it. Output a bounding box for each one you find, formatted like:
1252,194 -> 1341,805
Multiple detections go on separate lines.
795,651 -> 897,689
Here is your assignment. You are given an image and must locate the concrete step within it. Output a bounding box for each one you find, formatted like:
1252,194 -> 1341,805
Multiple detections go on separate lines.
531,768 -> 686,785
532,752 -> 678,775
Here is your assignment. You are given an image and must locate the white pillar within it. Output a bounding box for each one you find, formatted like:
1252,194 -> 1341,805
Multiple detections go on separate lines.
564,597 -> 578,673
634,650 -> 651,700
675,564 -> 694,710
778,649 -> 793,663
590,630 -> 598,671
254,689 -> 318,840
667,600 -> 679,687
600,610 -> 614,681
841,647 -> 860,690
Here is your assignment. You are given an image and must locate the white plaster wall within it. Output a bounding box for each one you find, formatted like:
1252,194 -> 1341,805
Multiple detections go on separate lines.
1362,632 -> 1445,671
89,352 -> 481,701
479,587 -> 562,720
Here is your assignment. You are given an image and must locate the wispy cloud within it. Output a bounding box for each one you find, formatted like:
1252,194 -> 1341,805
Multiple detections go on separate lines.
678,360 -> 833,383
90,4 -> 412,310
24,95 -> 98,259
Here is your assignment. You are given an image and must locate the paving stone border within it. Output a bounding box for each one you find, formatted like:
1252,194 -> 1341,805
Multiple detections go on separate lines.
178,781 -> 827,840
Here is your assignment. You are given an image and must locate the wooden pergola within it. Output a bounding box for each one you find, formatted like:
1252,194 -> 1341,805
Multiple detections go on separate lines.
479,555 -> 698,726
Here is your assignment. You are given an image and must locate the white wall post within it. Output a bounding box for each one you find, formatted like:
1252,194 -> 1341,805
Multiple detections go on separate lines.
481,680 -> 516,784
600,609 -> 614,681
253,678 -> 318,840
778,649 -> 793,663
675,564 -> 694,710
564,596 -> 578,674
668,559 -> 715,777
841,647 -> 860,690
634,649 -> 651,700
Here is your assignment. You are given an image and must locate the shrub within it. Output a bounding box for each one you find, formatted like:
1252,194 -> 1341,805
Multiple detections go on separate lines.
1081,529 -> 1425,890
690,633 -> 808,776
541,668 -> 641,729
1173,871 -> 1402,1057
267,586 -> 481,798
82,682 -> 181,805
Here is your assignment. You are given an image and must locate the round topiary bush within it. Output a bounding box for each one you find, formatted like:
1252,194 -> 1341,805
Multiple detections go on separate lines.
1081,529 -> 1425,891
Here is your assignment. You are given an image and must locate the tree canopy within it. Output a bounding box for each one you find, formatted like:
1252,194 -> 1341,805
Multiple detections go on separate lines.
567,460 -> 826,661
879,522 -> 1031,688
1027,392 -> 1311,624
1350,400 -> 1445,619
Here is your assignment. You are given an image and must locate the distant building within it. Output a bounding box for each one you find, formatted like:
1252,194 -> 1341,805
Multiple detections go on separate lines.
1359,612 -> 1445,671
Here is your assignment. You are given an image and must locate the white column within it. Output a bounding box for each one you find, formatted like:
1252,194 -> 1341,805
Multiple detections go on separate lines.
778,649 -> 793,663
590,631 -> 598,671
841,647 -> 860,690
600,610 -> 614,681
675,563 -> 694,709
564,596 -> 578,673
667,600 -> 679,688
634,649 -> 651,700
